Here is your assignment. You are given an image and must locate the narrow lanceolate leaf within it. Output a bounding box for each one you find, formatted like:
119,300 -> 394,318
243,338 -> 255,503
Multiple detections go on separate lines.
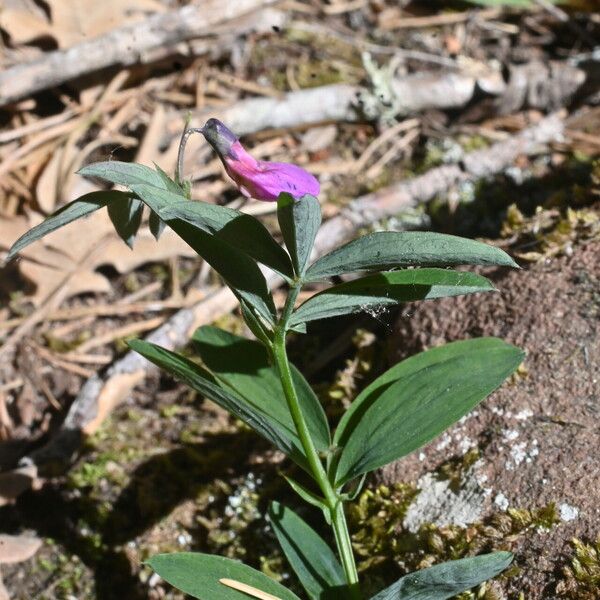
80,161 -> 294,278
369,552 -> 513,600
79,161 -> 169,189
149,210 -> 166,241
239,298 -> 272,347
107,196 -> 144,248
277,193 -> 321,276
129,339 -> 313,471
146,553 -> 301,600
4,190 -> 130,262
333,338 -> 524,486
154,163 -> 186,194
283,477 -> 328,512
306,231 -> 518,281
268,502 -> 346,600
156,195 -> 293,279
290,269 -> 494,327
172,223 -> 277,324
192,327 -> 330,453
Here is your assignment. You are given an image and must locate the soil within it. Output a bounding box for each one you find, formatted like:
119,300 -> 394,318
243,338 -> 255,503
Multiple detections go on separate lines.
380,239 -> 600,599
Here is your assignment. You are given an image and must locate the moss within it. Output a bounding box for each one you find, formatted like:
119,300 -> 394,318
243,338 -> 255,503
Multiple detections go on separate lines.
556,538 -> 600,598
149,264 -> 169,282
322,329 -> 377,416
268,58 -> 353,91
123,272 -> 141,293
29,549 -> 93,600
160,404 -> 186,419
68,451 -> 128,490
438,448 -> 481,493
506,503 -> 559,531
44,330 -> 91,352
348,482 -> 560,597
501,203 -> 600,263
457,134 -> 491,153
284,28 -> 362,66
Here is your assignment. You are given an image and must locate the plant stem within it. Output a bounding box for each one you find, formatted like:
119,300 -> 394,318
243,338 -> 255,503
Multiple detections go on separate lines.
175,118 -> 203,188
273,285 -> 361,598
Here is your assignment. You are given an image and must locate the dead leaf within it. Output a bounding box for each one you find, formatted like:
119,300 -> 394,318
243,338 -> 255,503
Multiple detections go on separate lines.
0,0 -> 53,46
0,534 -> 41,564
0,464 -> 39,507
45,0 -> 164,48
0,209 -> 196,306
0,0 -> 164,49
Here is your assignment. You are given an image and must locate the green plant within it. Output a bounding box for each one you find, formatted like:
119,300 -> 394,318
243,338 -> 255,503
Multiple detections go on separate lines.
6,120 -> 523,599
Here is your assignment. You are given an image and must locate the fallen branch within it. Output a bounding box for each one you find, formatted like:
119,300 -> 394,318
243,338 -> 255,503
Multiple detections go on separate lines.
163,62 -> 586,171
0,0 -> 279,107
10,112 -> 564,495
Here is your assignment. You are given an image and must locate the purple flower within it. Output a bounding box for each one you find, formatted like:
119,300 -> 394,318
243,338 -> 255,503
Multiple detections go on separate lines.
200,118 -> 320,201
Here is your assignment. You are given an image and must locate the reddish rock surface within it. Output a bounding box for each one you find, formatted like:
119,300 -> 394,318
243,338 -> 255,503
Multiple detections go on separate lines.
381,240 -> 599,598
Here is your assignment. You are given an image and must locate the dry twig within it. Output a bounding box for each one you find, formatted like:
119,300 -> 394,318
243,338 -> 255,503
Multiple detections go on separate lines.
0,0 -> 280,107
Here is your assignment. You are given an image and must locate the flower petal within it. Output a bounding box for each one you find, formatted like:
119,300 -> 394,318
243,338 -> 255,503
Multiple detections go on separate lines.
200,118 -> 320,201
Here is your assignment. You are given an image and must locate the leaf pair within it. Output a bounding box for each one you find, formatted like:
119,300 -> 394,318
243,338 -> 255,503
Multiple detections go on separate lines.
130,326 -> 329,474
286,229 -> 517,329
148,504 -> 512,600
276,192 -> 518,330
133,326 -> 523,489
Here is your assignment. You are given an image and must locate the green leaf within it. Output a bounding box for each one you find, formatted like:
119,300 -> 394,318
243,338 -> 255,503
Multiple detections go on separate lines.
290,269 -> 494,327
192,326 -> 330,454
128,339 -> 313,469
155,194 -> 293,279
149,165 -> 180,239
333,338 -> 524,486
147,552 -> 301,600
81,161 -> 293,278
79,161 -> 168,189
149,210 -> 166,241
306,231 -> 518,281
4,190 -> 130,262
107,196 -> 143,248
154,163 -> 185,194
277,193 -> 321,276
268,502 -> 346,600
370,552 -> 513,600
283,476 -> 328,512
239,299 -> 272,347
171,224 -> 276,324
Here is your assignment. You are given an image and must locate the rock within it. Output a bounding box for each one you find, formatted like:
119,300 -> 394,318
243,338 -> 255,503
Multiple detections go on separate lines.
380,240 -> 599,598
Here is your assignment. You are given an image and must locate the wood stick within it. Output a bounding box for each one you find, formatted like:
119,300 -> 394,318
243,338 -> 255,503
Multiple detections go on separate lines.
379,7 -> 502,30
162,62 -> 585,173
0,0 -> 279,107
19,112 -> 564,482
